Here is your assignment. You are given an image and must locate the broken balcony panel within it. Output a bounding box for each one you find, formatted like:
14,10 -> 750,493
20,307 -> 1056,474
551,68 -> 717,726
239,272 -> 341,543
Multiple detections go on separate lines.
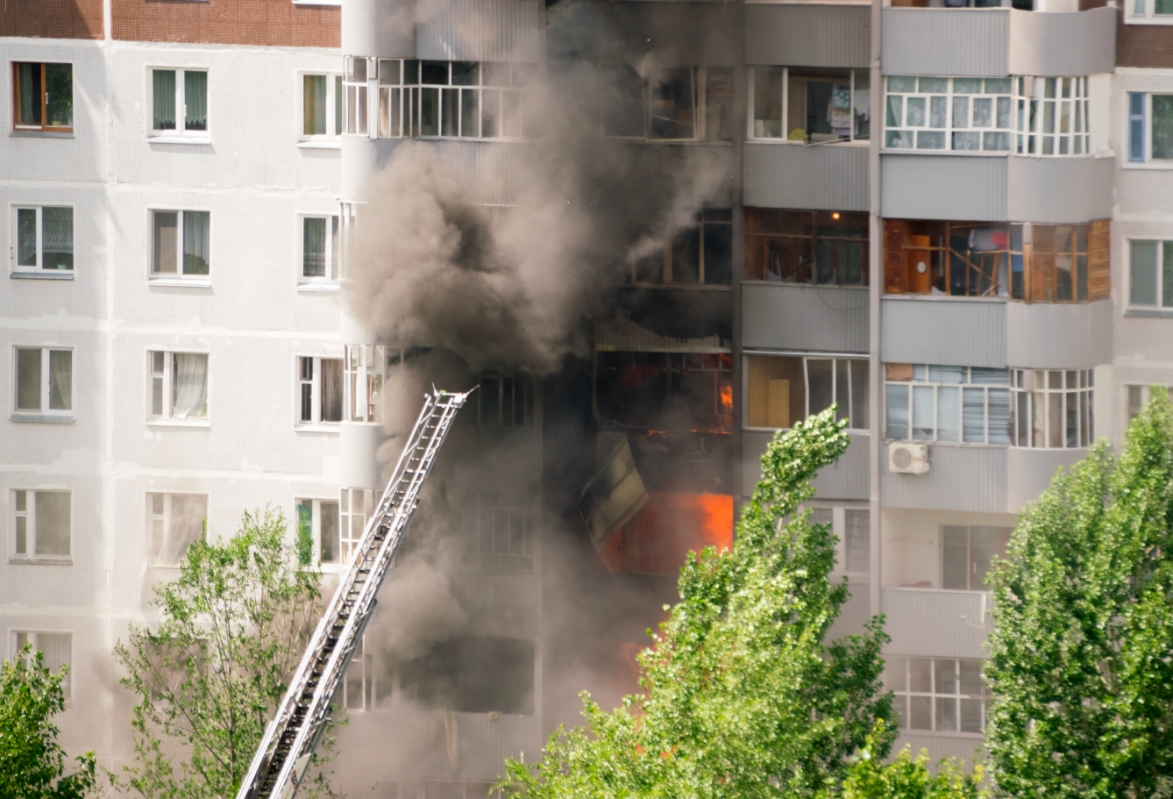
578,437 -> 649,552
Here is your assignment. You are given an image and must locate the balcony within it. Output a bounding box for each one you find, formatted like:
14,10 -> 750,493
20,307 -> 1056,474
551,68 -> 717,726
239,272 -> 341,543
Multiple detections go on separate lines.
882,7 -> 1115,79
745,143 -> 868,212
882,586 -> 992,659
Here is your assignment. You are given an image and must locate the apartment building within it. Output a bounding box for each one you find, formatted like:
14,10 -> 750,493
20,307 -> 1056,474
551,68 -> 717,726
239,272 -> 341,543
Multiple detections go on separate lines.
4,0 -> 1164,794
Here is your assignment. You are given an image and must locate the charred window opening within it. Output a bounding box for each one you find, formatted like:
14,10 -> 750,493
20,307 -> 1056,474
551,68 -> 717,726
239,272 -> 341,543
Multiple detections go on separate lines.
595,352 -> 732,433
399,636 -> 534,715
745,209 -> 868,285
459,493 -> 535,572
632,209 -> 733,286
602,66 -> 733,142
465,373 -> 535,426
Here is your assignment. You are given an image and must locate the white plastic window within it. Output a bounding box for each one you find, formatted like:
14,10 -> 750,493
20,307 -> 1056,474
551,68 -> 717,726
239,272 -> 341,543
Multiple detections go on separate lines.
886,657 -> 988,735
13,632 -> 72,697
146,492 -> 207,566
11,490 -> 70,559
300,215 -> 340,282
1014,77 -> 1091,157
296,498 -> 341,565
884,364 -> 1012,444
302,74 -> 342,138
297,356 -> 343,425
808,506 -> 870,576
1010,368 -> 1094,449
14,347 -> 72,416
339,487 -> 374,565
885,76 -> 1012,152
151,210 -> 210,279
149,351 -> 208,421
14,206 -> 73,272
151,69 -> 208,136
750,66 -> 869,143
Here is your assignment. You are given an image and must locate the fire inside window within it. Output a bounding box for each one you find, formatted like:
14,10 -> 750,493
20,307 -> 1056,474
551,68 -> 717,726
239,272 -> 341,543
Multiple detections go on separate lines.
595,352 -> 733,434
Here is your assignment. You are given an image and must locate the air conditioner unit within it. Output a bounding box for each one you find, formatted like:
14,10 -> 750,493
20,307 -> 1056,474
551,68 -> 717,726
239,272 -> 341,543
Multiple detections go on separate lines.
889,441 -> 930,475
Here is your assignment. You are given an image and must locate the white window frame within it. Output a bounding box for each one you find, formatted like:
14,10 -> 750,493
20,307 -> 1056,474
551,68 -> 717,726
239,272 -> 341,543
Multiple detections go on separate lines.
12,205 -> 74,274
341,634 -> 380,712
298,214 -> 340,284
1126,384 -> 1173,424
1128,238 -> 1173,308
1127,92 -> 1173,165
146,492 -> 209,566
344,344 -> 390,424
296,355 -> 343,428
10,489 -> 72,561
747,66 -> 870,144
884,364 -> 1013,445
339,487 -> 374,565
743,352 -> 870,432
148,209 -> 211,282
148,67 -> 210,139
147,350 -> 210,424
460,493 -> 536,572
886,656 -> 989,736
13,346 -> 72,418
884,76 -> 1014,154
940,524 -> 1011,592
808,505 -> 870,578
1013,76 -> 1091,157
1126,0 -> 1173,23
299,72 -> 343,141
296,497 -> 341,568
12,631 -> 72,697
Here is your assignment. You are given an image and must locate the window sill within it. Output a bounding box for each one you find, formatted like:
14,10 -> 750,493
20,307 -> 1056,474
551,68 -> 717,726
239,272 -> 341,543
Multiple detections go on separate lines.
10,414 -> 74,424
147,419 -> 211,428
11,130 -> 74,139
881,148 -> 1008,157
882,293 -> 1007,303
1124,307 -> 1173,318
297,282 -> 341,293
297,140 -> 342,150
1124,16 -> 1173,24
147,135 -> 212,146
747,137 -> 870,147
9,557 -> 73,566
148,278 -> 212,289
1122,160 -> 1173,170
295,424 -> 341,433
11,270 -> 74,280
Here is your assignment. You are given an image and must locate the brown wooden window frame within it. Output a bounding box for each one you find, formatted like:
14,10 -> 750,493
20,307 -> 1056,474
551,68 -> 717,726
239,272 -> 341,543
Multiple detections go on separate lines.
745,208 -> 869,286
12,62 -> 73,133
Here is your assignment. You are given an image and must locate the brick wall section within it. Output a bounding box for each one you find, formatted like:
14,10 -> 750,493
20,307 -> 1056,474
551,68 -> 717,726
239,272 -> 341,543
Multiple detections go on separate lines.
1,0 -> 103,39
113,0 -> 339,48
1082,0 -> 1173,68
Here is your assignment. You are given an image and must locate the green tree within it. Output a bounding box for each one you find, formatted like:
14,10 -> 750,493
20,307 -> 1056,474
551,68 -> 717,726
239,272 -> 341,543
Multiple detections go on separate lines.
986,389 -> 1173,798
499,409 -> 895,799
114,507 -> 339,799
0,644 -> 97,799
834,722 -> 985,799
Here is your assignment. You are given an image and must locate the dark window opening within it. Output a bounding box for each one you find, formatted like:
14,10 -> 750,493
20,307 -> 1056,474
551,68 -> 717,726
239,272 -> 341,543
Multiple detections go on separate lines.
596,352 -> 733,433
399,636 -> 534,715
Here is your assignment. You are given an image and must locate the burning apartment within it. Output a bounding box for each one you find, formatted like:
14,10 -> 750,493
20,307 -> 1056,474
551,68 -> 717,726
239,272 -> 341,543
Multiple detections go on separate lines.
0,0 -> 1157,792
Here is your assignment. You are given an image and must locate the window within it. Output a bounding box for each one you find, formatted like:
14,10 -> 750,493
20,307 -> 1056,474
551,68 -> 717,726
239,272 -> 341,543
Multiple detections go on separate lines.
14,206 -> 73,272
885,364 -> 1011,445
746,354 -> 868,431
1128,92 -> 1173,163
339,488 -> 374,565
146,493 -> 207,566
883,219 -> 1110,302
296,498 -> 341,565
149,351 -> 208,421
13,632 -> 72,697
298,357 -> 343,425
885,76 -> 1012,152
11,490 -> 70,559
942,525 -> 1009,591
885,657 -> 988,734
596,352 -> 733,433
460,494 -> 534,571
630,209 -> 733,286
809,506 -> 869,575
400,636 -> 535,715
151,69 -> 208,136
342,634 -> 389,711
1127,384 -> 1173,422
1011,368 -> 1094,449
12,63 -> 72,132
1129,0 -> 1173,21
14,347 -> 72,417
466,373 -> 535,427
1129,239 -> 1173,308
603,66 -> 734,142
301,215 -> 340,282
751,67 -> 869,143
303,74 -> 342,138
151,210 -> 209,278
1015,77 -> 1090,157
345,345 -> 387,423
745,209 -> 868,285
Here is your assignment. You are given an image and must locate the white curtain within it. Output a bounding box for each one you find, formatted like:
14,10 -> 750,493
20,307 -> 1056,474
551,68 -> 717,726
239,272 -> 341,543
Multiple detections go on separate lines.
183,211 -> 210,275
172,353 -> 208,419
160,494 -> 207,565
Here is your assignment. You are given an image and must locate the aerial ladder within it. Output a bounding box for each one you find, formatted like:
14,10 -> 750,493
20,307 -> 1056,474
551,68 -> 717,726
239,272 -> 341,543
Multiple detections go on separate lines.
235,389 -> 471,799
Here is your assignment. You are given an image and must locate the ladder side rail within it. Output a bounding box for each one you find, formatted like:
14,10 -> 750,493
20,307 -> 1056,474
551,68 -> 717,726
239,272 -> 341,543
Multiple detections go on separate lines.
259,393 -> 467,799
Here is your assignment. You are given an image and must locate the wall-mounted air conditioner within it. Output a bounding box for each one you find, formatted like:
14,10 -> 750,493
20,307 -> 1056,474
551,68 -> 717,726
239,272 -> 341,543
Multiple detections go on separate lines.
888,441 -> 930,475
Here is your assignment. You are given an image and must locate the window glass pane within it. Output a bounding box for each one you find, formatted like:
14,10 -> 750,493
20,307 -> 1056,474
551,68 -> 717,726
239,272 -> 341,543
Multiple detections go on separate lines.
153,70 -> 177,131
912,385 -> 935,440
850,360 -> 868,429
460,88 -> 479,137
1129,93 -> 1146,162
886,384 -> 909,439
334,76 -> 343,135
942,526 -> 969,590
1153,95 -> 1173,160
935,659 -> 958,694
971,526 -> 1006,589
16,349 -> 42,411
807,359 -> 834,417
836,359 -> 851,424
184,72 -> 208,131
988,387 -> 1012,444
420,87 -> 439,136
41,207 -> 73,270
936,385 -> 960,442
936,696 -> 958,731
161,494 -> 207,564
1163,242 -> 1173,308
962,387 -> 986,443
153,211 -> 179,274
48,350 -> 71,411
304,75 -> 326,135
182,211 -> 210,275
909,657 -> 932,692
16,63 -> 42,126
44,64 -> 72,128
303,217 -> 326,277
648,69 -> 695,140
34,491 -> 70,556
844,509 -> 869,573
320,500 -> 339,563
960,698 -> 984,733
702,219 -> 733,286
1131,240 -> 1159,306
17,208 -> 37,267
321,359 -> 343,423
906,96 -> 926,127
172,353 -> 208,419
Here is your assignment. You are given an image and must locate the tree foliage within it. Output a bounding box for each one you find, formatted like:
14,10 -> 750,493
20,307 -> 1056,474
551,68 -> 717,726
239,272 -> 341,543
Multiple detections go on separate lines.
113,507 -> 338,799
0,645 -> 97,799
836,722 -> 985,799
499,409 -> 895,799
986,389 -> 1173,799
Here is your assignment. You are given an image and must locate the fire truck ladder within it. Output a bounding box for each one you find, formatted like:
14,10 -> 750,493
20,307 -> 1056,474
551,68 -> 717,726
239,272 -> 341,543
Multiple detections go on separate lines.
236,389 -> 470,799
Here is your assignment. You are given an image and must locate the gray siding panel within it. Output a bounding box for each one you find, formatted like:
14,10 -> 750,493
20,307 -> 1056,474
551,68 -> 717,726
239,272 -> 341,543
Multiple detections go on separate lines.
881,445 -> 1008,513
1006,156 -> 1115,224
881,155 -> 1008,222
432,140 -> 527,205
745,4 -> 870,68
1006,448 -> 1085,512
1005,299 -> 1113,369
881,298 -> 1006,369
744,143 -> 869,212
882,8 -> 1009,78
883,588 -> 992,659
417,0 -> 543,62
1007,8 -> 1116,77
744,283 -> 870,353
741,430 -> 869,500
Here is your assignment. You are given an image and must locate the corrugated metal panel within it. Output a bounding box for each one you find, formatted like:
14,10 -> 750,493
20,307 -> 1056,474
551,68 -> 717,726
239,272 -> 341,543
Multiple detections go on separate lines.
743,283 -> 870,353
882,154 -> 1008,221
744,143 -> 868,212
417,0 -> 543,62
1006,156 -> 1114,224
882,8 -> 1009,77
746,4 -> 870,68
742,430 -> 869,500
895,733 -> 986,764
882,587 -> 992,659
1006,447 -> 1085,512
1008,7 -> 1116,77
881,445 -> 1007,513
881,297 -> 1006,368
455,712 -> 541,778
1005,299 -> 1112,369
829,582 -> 872,639
431,140 -> 526,205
